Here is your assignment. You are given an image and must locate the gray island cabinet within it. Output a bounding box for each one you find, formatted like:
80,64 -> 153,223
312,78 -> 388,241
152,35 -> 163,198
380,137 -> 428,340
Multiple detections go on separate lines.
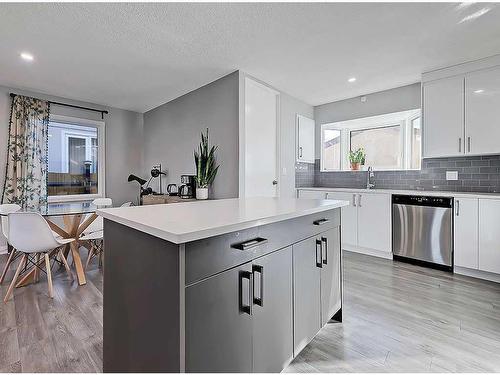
98,197 -> 348,373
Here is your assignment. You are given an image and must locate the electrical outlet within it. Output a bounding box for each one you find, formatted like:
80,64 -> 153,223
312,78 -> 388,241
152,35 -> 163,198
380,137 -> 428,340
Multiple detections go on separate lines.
446,171 -> 458,181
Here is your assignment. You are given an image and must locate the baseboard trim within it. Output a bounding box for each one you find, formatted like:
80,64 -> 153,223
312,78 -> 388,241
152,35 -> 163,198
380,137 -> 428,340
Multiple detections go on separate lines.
454,266 -> 500,284
343,244 -> 393,260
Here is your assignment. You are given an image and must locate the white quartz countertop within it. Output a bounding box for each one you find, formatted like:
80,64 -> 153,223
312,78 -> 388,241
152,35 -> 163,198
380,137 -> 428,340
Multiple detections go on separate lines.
297,187 -> 500,200
97,197 -> 349,244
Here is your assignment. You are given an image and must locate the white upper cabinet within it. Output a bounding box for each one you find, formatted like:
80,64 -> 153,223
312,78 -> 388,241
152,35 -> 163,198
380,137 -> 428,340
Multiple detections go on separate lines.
296,115 -> 315,163
423,76 -> 464,158
454,198 -> 479,269
465,66 -> 500,155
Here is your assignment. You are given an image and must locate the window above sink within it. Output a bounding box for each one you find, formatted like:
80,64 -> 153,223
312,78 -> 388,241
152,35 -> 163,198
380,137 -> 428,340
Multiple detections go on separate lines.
320,109 -> 421,172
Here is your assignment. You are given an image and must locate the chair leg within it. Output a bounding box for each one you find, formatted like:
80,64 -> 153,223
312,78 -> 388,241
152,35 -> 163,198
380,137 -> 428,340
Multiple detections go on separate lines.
0,248 -> 16,284
44,253 -> 53,299
85,243 -> 95,270
34,253 -> 41,283
4,254 -> 26,303
59,249 -> 73,281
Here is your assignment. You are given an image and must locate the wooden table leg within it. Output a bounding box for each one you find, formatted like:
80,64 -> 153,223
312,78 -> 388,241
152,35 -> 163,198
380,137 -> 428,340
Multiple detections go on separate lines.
70,241 -> 87,286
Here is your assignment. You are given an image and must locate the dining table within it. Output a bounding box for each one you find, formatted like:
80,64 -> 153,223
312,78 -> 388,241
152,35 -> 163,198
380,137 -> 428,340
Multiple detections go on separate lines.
1,201 -> 99,287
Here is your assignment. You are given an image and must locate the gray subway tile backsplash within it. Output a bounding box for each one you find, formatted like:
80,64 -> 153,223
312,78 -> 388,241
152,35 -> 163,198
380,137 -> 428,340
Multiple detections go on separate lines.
295,155 -> 500,193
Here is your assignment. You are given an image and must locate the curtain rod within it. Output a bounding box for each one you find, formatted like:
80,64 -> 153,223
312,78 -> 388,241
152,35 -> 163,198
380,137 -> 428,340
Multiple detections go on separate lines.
9,93 -> 109,119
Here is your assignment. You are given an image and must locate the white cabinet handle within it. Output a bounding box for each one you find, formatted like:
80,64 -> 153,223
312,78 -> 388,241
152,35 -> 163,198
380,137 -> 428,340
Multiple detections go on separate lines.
358,194 -> 362,207
352,194 -> 356,207
459,138 -> 462,153
299,146 -> 303,158
456,200 -> 460,216
467,137 -> 471,153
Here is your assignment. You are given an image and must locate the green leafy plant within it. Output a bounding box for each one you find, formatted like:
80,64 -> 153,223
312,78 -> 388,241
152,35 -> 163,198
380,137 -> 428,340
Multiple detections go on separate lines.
194,128 -> 220,188
348,147 -> 366,165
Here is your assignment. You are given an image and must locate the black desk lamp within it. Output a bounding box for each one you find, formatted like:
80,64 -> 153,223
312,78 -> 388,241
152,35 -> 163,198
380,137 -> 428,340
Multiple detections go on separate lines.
128,174 -> 152,205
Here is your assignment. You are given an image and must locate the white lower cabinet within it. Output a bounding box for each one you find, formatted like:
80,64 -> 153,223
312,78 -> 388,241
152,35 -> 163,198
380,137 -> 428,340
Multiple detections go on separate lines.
297,190 -> 327,199
479,199 -> 500,274
326,191 -> 391,255
454,198 -> 479,269
325,192 -> 357,247
297,189 -> 500,281
356,193 -> 391,252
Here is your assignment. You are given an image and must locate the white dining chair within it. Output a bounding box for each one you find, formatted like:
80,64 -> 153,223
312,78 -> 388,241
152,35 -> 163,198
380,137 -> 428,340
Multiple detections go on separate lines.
92,198 -> 113,208
0,203 -> 21,284
4,212 -> 75,302
80,197 -> 113,235
79,197 -> 113,270
81,229 -> 104,270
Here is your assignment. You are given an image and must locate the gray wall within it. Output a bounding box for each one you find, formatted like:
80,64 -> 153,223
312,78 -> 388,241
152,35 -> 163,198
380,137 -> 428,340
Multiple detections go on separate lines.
0,85 -> 144,249
314,83 -> 421,158
143,72 -> 239,199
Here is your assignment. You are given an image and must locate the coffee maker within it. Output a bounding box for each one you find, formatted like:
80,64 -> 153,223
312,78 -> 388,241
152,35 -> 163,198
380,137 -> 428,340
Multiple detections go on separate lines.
179,175 -> 196,199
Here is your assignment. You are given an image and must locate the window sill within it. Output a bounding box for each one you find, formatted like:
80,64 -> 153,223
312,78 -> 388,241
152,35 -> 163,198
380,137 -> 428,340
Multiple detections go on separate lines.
48,194 -> 102,203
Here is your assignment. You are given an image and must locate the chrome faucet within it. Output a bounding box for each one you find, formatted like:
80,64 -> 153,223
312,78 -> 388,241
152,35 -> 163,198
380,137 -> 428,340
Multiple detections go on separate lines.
366,166 -> 375,189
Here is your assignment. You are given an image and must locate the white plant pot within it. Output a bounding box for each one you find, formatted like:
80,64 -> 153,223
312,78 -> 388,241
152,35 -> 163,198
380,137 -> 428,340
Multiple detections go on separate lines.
196,188 -> 209,200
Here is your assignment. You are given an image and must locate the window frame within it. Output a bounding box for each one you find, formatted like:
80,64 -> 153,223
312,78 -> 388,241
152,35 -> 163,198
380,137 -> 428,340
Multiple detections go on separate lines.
407,113 -> 422,170
48,114 -> 105,203
320,128 -> 342,171
320,109 -> 421,172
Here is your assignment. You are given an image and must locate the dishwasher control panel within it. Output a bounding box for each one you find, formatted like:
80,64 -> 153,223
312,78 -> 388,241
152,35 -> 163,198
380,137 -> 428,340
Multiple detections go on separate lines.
392,194 -> 453,208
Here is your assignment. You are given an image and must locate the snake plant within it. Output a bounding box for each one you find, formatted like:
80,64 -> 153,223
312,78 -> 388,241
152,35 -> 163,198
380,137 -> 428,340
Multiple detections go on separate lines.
194,128 -> 219,188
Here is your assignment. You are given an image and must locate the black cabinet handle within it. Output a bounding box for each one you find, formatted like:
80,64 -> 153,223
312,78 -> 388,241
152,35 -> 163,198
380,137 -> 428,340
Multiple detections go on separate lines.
316,239 -> 323,268
239,270 -> 253,315
321,236 -> 328,265
231,237 -> 268,251
313,218 -> 329,226
252,265 -> 264,307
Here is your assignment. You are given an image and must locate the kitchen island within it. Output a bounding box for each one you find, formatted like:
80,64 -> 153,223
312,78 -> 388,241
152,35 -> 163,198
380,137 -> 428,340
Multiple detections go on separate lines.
98,197 -> 348,373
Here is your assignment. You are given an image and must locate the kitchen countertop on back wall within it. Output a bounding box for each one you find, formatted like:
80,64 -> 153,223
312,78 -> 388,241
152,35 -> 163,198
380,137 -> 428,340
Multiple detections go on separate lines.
296,186 -> 500,200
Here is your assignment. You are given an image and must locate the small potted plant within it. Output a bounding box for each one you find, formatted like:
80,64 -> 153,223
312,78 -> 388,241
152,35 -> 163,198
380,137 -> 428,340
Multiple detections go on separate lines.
194,128 -> 219,199
348,148 -> 366,171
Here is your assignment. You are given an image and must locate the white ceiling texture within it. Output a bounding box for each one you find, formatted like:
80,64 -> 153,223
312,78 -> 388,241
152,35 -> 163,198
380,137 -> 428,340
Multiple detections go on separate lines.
1,2 -> 499,112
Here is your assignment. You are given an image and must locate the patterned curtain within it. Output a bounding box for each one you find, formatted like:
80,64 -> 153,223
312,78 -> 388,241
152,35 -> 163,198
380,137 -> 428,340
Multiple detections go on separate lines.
1,95 -> 51,210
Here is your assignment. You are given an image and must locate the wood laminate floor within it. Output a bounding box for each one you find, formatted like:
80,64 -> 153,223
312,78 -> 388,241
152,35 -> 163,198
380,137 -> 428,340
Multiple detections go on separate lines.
1,251 -> 500,373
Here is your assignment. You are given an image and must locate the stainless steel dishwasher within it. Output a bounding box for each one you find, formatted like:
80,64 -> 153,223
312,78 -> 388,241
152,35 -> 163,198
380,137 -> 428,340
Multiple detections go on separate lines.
392,195 -> 453,271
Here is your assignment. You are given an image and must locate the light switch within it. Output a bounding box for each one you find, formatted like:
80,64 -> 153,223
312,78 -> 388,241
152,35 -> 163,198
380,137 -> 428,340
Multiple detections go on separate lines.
446,171 -> 459,181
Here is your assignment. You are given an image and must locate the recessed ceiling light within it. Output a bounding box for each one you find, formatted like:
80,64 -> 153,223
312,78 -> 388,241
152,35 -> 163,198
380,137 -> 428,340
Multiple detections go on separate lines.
474,89 -> 484,94
455,2 -> 475,11
459,7 -> 491,23
348,77 -> 357,83
20,52 -> 34,61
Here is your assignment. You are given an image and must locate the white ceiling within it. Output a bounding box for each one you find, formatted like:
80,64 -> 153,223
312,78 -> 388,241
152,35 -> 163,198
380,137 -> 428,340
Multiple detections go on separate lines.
1,3 -> 500,113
